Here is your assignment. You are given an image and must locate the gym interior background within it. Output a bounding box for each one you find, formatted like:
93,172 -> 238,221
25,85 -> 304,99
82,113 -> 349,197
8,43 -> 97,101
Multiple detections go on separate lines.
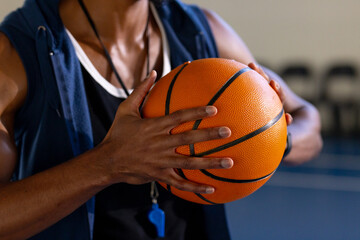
1,0 -> 359,239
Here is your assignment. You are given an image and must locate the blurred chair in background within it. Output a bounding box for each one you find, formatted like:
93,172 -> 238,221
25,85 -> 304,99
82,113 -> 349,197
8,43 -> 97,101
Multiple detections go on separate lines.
280,63 -> 319,104
320,63 -> 359,136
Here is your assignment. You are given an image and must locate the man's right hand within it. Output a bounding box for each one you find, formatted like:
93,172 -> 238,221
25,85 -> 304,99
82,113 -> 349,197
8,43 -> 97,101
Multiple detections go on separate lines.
0,34 -> 232,239
99,70 -> 233,194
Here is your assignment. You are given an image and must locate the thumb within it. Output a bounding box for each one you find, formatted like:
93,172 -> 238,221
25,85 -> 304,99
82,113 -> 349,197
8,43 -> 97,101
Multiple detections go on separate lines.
124,70 -> 157,115
248,62 -> 270,82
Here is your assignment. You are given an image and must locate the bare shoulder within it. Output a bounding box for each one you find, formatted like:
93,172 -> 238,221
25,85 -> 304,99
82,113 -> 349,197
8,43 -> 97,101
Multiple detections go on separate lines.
201,8 -> 256,65
0,32 -> 27,116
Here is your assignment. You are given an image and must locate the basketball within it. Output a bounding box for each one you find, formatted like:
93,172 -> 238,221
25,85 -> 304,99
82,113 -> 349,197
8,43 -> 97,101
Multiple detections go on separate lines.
142,58 -> 287,205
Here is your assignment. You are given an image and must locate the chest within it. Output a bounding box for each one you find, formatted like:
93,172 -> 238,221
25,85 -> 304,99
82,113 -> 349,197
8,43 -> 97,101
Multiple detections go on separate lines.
77,30 -> 163,90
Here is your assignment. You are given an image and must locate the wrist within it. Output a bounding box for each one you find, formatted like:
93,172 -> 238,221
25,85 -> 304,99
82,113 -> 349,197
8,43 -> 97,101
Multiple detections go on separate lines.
80,142 -> 116,188
282,132 -> 292,159
90,140 -> 124,186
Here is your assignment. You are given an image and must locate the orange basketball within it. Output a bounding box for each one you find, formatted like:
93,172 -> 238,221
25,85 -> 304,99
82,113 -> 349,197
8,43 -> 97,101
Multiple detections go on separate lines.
142,58 -> 287,204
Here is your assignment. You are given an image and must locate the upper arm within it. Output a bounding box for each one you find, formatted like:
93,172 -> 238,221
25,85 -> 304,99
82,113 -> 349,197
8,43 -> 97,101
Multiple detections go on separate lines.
0,32 -> 27,184
202,8 -> 309,114
202,8 -> 256,65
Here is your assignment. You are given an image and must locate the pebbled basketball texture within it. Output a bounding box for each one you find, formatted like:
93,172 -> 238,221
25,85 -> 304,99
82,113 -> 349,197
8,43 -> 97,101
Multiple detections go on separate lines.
142,58 -> 287,205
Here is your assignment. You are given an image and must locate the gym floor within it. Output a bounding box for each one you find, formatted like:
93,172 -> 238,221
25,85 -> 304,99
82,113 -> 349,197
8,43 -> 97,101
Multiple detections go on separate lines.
226,137 -> 360,240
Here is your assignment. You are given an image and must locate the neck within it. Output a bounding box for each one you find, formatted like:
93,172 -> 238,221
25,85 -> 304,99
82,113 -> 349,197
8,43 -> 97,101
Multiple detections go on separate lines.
60,0 -> 150,43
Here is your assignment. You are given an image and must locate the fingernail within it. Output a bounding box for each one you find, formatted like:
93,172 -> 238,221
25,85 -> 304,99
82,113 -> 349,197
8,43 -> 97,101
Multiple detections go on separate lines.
147,70 -> 156,79
221,159 -> 234,169
286,113 -> 293,124
205,106 -> 217,115
219,127 -> 231,138
205,187 -> 215,194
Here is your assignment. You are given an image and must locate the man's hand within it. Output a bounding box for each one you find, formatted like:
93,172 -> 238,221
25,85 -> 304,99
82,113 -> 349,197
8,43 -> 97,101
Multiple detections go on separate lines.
99,71 -> 234,194
248,62 -> 293,125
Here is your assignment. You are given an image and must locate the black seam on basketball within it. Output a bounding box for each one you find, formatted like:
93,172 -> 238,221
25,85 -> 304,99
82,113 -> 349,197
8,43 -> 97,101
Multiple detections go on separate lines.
193,109 -> 284,157
165,63 -> 190,115
195,193 -> 218,205
189,144 -> 195,156
176,168 -> 188,180
167,184 -> 172,193
200,169 -> 275,183
207,67 -> 252,106
174,170 -> 217,204
189,67 -> 251,155
173,170 -> 217,204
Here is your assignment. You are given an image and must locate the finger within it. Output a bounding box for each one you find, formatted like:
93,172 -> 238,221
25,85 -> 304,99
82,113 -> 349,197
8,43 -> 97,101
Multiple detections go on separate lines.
285,113 -> 293,126
124,70 -> 157,114
248,62 -> 257,71
270,80 -> 285,104
162,156 -> 234,170
166,127 -> 231,147
161,106 -> 217,130
248,62 -> 270,82
166,172 -> 216,194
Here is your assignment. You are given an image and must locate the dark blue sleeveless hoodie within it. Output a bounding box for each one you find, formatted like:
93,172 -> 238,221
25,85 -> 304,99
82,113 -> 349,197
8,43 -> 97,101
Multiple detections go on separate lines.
0,0 -> 230,239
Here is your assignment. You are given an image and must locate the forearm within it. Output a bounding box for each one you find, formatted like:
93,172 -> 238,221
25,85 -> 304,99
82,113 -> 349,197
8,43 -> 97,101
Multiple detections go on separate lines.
263,67 -> 323,165
284,103 -> 323,165
0,145 -> 110,240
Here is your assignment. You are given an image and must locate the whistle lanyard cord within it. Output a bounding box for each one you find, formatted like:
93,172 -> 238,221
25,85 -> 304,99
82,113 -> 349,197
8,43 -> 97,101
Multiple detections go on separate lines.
77,0 -> 151,97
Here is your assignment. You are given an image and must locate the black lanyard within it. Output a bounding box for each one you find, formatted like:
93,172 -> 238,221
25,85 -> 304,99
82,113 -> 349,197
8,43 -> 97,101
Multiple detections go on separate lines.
77,0 -> 150,97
